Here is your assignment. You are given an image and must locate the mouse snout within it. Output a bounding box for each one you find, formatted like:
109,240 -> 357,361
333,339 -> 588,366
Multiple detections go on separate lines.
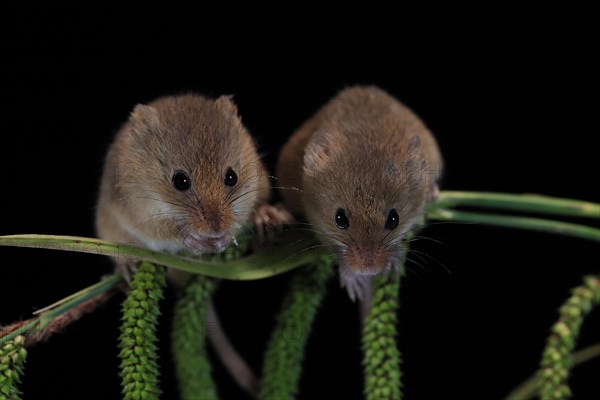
343,246 -> 389,275
184,230 -> 232,254
196,202 -> 233,233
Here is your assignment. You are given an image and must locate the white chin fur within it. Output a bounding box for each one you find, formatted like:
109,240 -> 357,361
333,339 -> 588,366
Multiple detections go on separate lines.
339,260 -> 402,302
340,272 -> 373,302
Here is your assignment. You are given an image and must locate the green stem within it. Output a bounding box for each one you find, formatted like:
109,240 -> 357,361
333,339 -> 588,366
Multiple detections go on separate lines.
171,275 -> 218,400
427,209 -> 600,242
119,262 -> 166,400
362,272 -> 402,400
0,234 -> 319,280
433,191 -> 600,218
538,275 -> 600,399
506,343 -> 600,400
0,335 -> 27,399
0,274 -> 123,346
259,257 -> 334,400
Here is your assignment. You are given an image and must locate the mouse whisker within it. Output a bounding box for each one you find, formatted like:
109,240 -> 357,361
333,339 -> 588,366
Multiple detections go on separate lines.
223,180 -> 248,204
409,248 -> 451,274
268,185 -> 303,193
407,235 -> 445,246
343,230 -> 358,247
227,186 -> 273,206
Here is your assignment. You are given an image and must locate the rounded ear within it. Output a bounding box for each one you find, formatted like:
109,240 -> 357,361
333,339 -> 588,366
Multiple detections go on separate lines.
303,130 -> 337,177
129,104 -> 160,132
401,135 -> 425,184
215,95 -> 238,115
408,135 -> 421,152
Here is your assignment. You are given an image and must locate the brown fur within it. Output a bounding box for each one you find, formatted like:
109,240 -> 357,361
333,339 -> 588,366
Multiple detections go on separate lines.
277,86 -> 443,298
96,94 -> 269,254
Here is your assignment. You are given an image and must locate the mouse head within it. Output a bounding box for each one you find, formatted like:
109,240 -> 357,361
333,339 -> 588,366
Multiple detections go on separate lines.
302,129 -> 427,278
116,94 -> 267,254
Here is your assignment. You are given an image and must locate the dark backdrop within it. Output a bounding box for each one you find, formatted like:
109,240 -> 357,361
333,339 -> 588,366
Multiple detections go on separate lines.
1,10 -> 598,400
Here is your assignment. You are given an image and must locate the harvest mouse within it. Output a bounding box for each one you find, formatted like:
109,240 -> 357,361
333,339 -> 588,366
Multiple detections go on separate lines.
277,86 -> 442,301
96,93 -> 288,395
96,93 -> 289,267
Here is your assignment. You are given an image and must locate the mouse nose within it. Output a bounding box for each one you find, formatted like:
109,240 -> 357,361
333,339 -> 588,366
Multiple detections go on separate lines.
344,246 -> 387,274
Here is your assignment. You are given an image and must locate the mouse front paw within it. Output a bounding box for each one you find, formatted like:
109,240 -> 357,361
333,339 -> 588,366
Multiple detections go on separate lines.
254,202 -> 294,241
114,259 -> 139,285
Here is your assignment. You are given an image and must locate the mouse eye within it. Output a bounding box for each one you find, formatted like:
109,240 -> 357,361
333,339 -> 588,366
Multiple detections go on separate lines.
335,208 -> 349,229
385,209 -> 399,230
224,168 -> 238,186
172,171 -> 191,191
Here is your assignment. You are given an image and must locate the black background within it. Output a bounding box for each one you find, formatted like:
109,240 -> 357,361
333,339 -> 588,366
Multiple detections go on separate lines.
1,9 -> 599,400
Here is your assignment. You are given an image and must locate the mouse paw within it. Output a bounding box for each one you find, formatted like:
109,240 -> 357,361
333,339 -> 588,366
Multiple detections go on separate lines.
114,260 -> 139,284
254,203 -> 294,242
429,183 -> 440,203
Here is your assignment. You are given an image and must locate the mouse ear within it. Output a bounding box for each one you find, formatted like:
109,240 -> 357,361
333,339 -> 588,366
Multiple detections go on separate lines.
215,95 -> 238,115
408,135 -> 421,151
129,104 -> 160,132
303,130 -> 337,177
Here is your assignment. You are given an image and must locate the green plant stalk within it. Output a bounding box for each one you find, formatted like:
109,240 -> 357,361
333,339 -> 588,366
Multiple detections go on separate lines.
538,275 -> 600,400
119,262 -> 166,400
259,256 -> 335,400
433,191 -> 600,218
0,274 -> 123,346
362,272 -> 402,400
0,335 -> 27,400
427,209 -> 600,242
505,343 -> 600,400
171,275 -> 218,400
0,234 -> 320,280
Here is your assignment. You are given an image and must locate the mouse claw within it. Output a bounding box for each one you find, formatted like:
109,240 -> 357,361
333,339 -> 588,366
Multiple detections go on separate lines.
429,183 -> 440,203
114,260 -> 139,285
254,202 -> 295,242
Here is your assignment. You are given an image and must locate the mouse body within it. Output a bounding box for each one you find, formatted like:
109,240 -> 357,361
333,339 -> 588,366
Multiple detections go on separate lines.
277,86 -> 443,300
96,93 -> 280,396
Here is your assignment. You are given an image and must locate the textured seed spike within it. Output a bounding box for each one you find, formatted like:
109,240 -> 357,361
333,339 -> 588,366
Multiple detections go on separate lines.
538,275 -> 600,399
118,262 -> 165,400
259,255 -> 334,400
171,275 -> 218,400
0,335 -> 27,399
362,272 -> 402,400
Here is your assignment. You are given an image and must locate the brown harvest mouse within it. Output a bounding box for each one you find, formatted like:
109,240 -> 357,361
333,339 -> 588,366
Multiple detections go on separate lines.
96,93 -> 288,263
96,93 -> 288,396
277,86 -> 443,301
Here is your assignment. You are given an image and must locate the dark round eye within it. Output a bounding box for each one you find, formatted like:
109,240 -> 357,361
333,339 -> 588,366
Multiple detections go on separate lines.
224,168 -> 238,186
172,170 -> 191,191
385,209 -> 399,230
335,208 -> 349,230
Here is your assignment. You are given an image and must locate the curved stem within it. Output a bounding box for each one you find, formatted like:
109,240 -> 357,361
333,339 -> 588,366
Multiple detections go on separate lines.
0,274 -> 123,346
0,234 -> 320,280
427,209 -> 600,242
433,191 -> 600,218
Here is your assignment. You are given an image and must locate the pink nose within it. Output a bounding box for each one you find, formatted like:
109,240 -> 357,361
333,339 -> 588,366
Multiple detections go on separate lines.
183,231 -> 232,254
344,247 -> 386,275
